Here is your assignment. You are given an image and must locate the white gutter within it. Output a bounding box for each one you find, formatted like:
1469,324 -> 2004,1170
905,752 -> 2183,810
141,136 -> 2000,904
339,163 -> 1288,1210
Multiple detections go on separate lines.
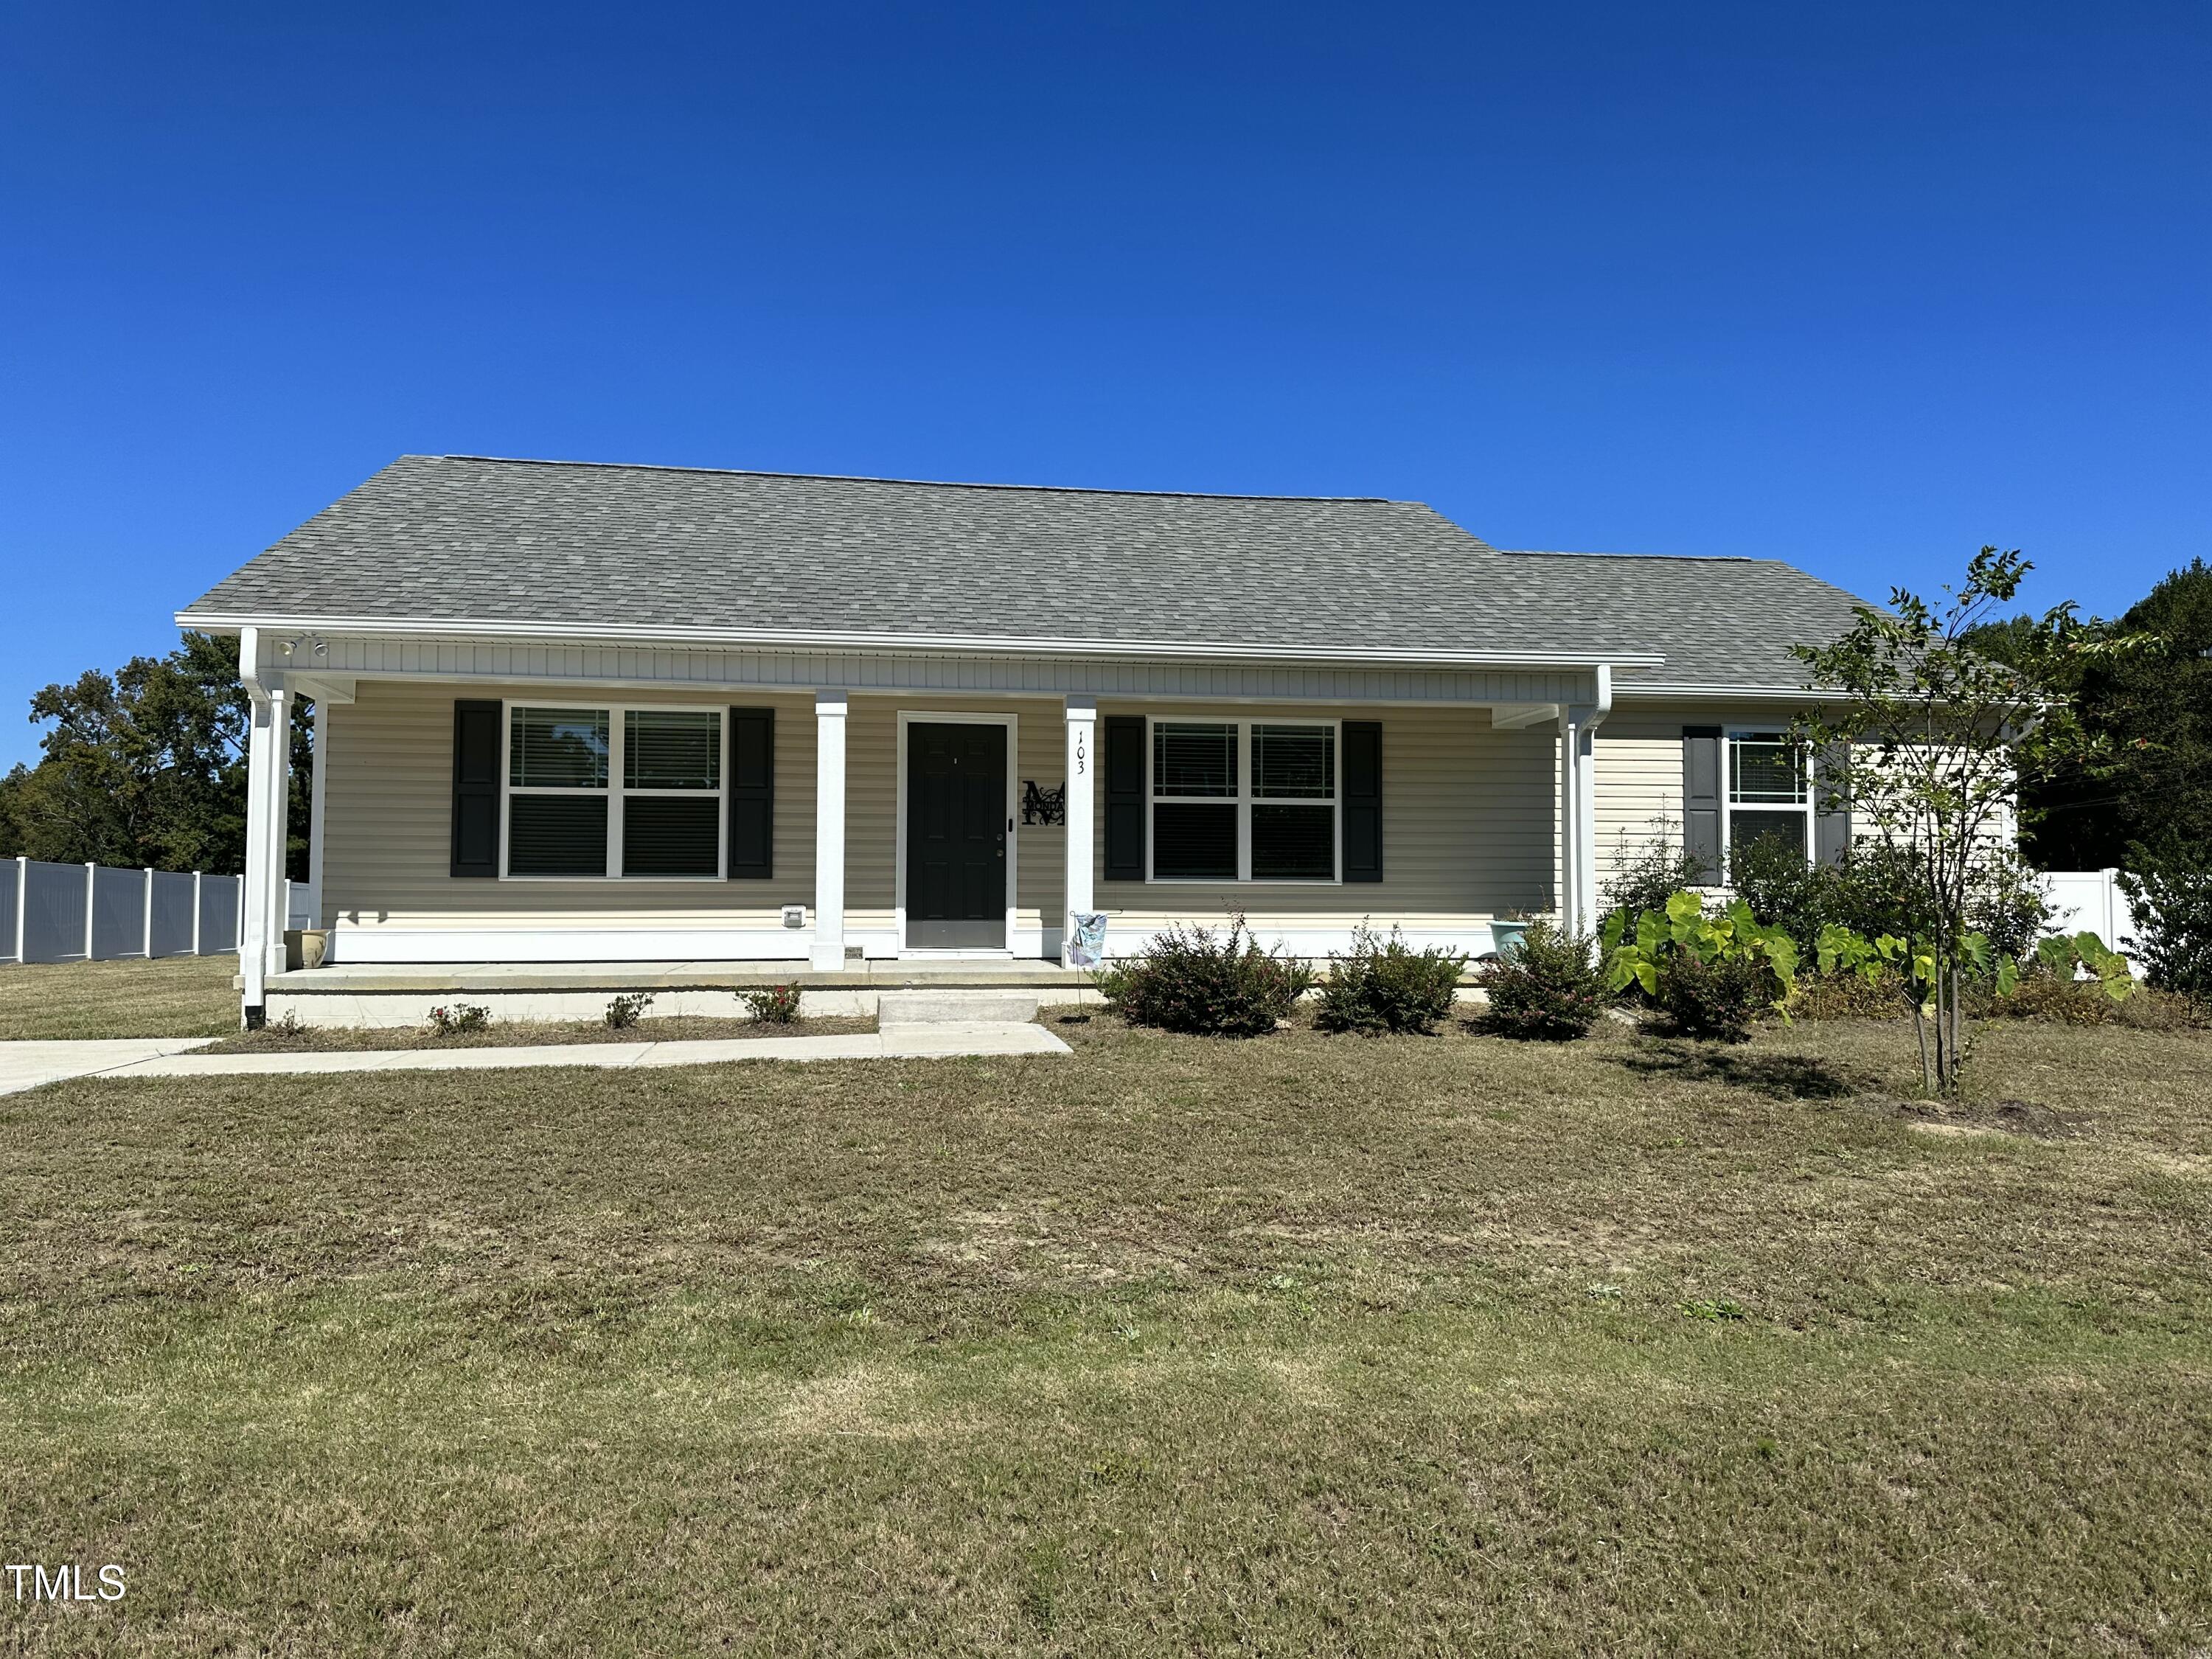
174,610 -> 1665,672
1615,681 -> 1847,700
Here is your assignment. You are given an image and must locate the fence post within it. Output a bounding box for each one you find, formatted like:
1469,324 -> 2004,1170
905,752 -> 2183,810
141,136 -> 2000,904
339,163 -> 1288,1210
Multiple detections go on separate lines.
192,872 -> 203,956
11,858 -> 23,965
142,866 -> 155,958
84,861 -> 97,961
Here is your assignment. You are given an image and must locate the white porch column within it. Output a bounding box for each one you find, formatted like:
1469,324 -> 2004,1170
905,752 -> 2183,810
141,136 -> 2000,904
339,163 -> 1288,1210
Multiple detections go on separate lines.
306,695 -> 327,931
1557,667 -> 1612,938
262,684 -> 293,979
1062,695 -> 1096,966
810,689 -> 849,970
240,684 -> 279,1018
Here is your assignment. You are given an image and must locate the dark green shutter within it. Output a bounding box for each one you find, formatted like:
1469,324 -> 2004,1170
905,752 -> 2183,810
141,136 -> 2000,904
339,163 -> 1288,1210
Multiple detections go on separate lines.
1343,720 -> 1382,882
1103,715 -> 1145,881
728,708 -> 774,879
1683,726 -> 1723,885
1814,741 -> 1851,868
451,700 -> 501,877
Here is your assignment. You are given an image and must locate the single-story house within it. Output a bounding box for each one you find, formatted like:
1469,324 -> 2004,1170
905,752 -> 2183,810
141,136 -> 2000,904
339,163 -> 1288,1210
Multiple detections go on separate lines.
179,455 -> 1871,1026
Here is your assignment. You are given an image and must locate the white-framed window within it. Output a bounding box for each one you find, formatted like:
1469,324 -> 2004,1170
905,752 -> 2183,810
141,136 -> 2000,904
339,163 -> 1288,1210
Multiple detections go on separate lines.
503,703 -> 726,880
1725,728 -> 1812,864
1148,717 -> 1339,883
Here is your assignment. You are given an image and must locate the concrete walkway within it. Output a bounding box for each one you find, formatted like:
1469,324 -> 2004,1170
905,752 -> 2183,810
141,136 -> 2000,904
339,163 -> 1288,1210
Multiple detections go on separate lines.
0,1022 -> 1068,1094
0,1037 -> 224,1096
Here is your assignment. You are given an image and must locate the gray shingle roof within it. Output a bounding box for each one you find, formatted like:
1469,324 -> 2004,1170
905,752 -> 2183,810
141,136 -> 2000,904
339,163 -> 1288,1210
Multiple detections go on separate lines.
1497,551 -> 1874,690
180,455 -> 1872,689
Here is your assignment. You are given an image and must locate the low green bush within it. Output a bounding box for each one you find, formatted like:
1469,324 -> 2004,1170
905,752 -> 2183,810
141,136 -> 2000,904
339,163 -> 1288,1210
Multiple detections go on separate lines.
1478,919 -> 1607,1041
426,1003 -> 491,1036
1603,893 -> 1799,1043
1655,951 -> 1773,1042
605,992 -> 656,1029
1313,925 -> 1467,1035
1098,917 -> 1314,1037
741,984 -> 803,1024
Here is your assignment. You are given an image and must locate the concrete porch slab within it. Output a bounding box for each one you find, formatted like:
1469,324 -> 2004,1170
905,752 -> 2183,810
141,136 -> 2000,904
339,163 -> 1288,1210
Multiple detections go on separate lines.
251,959 -> 1106,1028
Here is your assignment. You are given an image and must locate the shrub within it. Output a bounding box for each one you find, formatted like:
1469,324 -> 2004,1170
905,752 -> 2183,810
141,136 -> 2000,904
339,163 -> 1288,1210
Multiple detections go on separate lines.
1478,919 -> 1607,1040
425,1003 -> 490,1036
1655,950 -> 1773,1043
1790,967 -> 1908,1020
1097,917 -> 1313,1037
1603,826 -> 1705,929
605,992 -> 656,1029
1728,835 -> 1842,953
740,984 -> 803,1023
1968,846 -> 2054,963
2121,847 -> 2212,1004
1313,924 -> 1467,1035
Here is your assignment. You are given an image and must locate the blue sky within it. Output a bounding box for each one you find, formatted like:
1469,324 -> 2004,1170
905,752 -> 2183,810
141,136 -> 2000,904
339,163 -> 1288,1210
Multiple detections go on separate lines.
2,1 -> 2206,768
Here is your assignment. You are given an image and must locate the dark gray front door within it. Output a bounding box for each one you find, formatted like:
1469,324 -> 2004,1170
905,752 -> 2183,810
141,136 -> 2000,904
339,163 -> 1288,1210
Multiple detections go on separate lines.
906,723 -> 1007,949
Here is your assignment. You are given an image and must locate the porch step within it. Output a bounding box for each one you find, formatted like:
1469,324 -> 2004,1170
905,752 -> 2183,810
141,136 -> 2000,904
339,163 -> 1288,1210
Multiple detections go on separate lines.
876,990 -> 1042,1029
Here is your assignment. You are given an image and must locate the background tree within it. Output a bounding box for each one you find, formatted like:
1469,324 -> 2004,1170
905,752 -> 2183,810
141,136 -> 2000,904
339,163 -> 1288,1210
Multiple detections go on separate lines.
1977,557 -> 2212,871
1793,547 -> 2125,1093
0,633 -> 312,877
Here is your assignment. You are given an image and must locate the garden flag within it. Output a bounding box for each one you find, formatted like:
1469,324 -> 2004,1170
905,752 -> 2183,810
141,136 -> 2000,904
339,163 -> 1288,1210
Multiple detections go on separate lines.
1068,911 -> 1108,969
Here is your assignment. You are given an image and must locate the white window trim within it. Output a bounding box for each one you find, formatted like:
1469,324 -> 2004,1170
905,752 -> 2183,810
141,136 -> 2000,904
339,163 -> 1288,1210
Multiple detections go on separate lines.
499,700 -> 729,883
1144,715 -> 1342,885
1722,727 -> 1815,867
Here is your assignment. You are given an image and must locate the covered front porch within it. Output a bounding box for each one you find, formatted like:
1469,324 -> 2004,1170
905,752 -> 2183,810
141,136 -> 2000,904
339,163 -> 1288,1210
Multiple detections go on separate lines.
229,626 -> 1640,1026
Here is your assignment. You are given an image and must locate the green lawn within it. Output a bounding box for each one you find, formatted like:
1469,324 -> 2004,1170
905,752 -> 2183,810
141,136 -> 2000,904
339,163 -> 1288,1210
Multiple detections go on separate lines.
0,956 -> 237,1040
2,1016 -> 2208,1653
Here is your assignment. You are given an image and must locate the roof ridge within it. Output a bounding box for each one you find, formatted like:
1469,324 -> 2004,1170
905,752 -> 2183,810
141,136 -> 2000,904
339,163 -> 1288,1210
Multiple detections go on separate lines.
1501,548 -> 1776,565
431,453 -> 1403,507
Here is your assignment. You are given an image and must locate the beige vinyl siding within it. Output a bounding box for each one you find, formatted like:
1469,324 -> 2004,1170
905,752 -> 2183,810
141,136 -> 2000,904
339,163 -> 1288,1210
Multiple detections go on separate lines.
1095,702 -> 1557,934
322,680 -> 816,933
1591,701 -> 1837,900
1592,706 -> 1693,897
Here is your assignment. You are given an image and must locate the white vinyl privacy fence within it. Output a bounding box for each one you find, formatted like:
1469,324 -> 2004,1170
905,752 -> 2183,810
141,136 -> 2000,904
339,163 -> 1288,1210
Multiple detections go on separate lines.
2042,869 -> 2143,966
3,858 -> 319,965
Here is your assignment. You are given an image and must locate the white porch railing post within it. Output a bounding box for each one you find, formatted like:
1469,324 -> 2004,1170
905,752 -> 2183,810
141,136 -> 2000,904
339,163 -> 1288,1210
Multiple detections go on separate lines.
84,861 -> 97,961
810,690 -> 849,971
1062,696 -> 1097,967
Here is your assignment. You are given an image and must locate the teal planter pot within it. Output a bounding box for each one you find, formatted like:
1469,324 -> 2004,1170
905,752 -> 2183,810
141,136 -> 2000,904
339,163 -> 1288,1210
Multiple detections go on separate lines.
1489,921 -> 1530,961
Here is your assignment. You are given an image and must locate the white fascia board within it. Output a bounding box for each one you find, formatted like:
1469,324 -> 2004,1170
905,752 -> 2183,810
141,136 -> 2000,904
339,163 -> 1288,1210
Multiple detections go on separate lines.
1616,682 -> 1848,701
172,610 -> 1665,672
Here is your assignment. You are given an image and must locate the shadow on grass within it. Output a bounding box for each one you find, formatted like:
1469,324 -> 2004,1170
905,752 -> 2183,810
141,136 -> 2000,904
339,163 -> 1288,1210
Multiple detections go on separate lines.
1607,1038 -> 1874,1101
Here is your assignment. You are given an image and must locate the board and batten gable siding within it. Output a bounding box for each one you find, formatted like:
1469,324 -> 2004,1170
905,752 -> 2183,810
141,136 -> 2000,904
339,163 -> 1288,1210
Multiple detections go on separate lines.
1094,701 -> 1558,940
320,680 -> 818,933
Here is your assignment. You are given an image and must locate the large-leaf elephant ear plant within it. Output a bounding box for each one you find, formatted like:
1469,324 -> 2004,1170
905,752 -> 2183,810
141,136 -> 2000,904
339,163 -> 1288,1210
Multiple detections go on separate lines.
1601,891 -> 1802,1008
1790,546 -> 2143,1096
